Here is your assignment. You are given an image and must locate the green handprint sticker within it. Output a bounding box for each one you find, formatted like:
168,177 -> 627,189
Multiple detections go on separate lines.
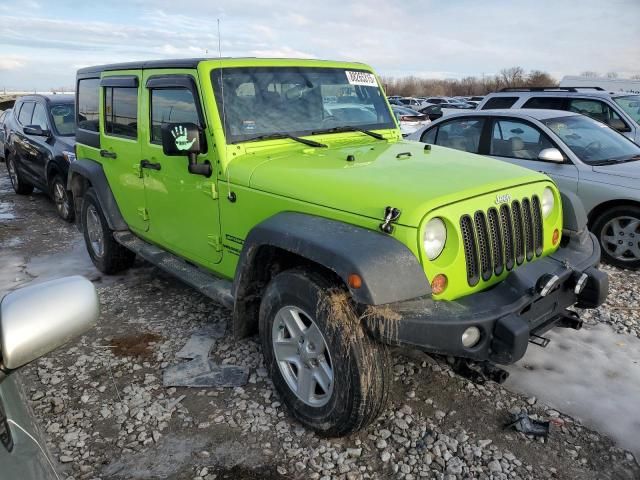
171,125 -> 196,151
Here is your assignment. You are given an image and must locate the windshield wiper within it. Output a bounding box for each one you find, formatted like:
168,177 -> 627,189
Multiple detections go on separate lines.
590,155 -> 640,166
311,126 -> 386,140
243,133 -> 327,148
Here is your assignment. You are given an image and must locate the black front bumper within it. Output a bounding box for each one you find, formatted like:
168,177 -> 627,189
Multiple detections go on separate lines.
363,230 -> 608,365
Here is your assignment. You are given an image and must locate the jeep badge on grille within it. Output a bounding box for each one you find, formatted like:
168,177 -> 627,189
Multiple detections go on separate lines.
495,193 -> 512,205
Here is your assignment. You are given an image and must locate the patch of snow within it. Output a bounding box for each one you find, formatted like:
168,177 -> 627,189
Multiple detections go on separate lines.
505,323 -> 640,457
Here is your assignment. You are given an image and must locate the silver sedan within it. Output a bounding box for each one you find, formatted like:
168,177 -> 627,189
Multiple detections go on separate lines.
408,109 -> 640,269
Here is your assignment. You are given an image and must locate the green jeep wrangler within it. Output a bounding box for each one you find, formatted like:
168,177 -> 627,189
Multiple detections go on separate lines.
69,58 -> 608,436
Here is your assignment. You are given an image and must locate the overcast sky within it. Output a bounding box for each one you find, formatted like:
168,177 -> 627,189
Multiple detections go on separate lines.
1,0 -> 639,90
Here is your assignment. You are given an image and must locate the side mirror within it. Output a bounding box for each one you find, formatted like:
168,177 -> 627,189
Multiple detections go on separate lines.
161,123 -> 211,177
607,118 -> 630,133
23,125 -> 49,136
538,148 -> 564,163
0,276 -> 98,376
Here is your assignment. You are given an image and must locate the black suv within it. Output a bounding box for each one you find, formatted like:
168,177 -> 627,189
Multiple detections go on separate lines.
3,95 -> 76,221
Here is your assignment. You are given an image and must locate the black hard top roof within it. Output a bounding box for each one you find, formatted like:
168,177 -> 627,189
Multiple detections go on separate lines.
77,58 -> 219,75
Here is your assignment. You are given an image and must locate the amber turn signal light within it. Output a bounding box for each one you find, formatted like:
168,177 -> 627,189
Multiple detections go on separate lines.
348,273 -> 362,289
552,228 -> 560,246
431,274 -> 448,295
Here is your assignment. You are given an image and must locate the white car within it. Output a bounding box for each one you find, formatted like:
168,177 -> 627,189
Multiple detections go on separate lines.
391,105 -> 431,136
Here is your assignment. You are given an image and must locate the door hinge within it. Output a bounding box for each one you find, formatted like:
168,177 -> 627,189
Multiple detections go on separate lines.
137,207 -> 149,221
207,234 -> 222,251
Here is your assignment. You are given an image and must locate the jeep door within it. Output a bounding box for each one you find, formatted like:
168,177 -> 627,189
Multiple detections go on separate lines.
138,71 -> 222,268
486,117 -> 579,193
98,71 -> 148,233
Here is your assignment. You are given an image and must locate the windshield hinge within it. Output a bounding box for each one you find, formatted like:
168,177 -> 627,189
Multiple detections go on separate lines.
380,206 -> 401,234
137,207 -> 149,221
208,234 -> 223,251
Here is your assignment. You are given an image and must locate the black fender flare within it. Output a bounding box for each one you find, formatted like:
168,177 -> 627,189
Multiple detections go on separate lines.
232,212 -> 430,307
67,158 -> 128,230
560,191 -> 587,233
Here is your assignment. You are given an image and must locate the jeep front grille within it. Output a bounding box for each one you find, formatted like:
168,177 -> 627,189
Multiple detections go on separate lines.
461,196 -> 543,286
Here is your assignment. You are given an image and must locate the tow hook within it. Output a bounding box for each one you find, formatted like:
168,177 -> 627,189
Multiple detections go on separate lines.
557,309 -> 583,330
449,358 -> 509,385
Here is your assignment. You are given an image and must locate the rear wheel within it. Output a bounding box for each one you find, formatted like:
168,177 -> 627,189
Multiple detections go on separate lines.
592,206 -> 640,270
259,269 -> 390,436
82,187 -> 135,274
50,174 -> 74,222
6,153 -> 34,195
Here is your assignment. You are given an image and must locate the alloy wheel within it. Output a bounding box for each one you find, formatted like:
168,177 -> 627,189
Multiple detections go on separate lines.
85,205 -> 105,258
600,215 -> 640,262
53,181 -> 69,218
7,157 -> 18,190
271,305 -> 334,407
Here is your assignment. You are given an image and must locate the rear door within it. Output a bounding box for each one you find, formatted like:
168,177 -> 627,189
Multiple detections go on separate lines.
138,70 -> 222,267
487,117 -> 579,192
98,70 -> 148,233
21,101 -> 50,187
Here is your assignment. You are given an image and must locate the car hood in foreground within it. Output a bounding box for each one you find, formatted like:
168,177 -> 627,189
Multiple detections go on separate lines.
231,138 -> 548,227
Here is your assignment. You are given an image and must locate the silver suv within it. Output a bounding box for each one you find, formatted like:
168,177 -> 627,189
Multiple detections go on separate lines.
478,87 -> 640,144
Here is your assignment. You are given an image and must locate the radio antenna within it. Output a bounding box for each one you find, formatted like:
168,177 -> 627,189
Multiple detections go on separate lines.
218,18 -> 233,201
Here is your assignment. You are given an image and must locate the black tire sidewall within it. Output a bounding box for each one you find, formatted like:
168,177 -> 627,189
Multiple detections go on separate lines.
259,270 -> 369,435
6,153 -> 33,195
592,206 -> 640,270
50,174 -> 74,222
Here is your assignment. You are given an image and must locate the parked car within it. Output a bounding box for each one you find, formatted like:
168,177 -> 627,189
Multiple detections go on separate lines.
0,276 -> 99,479
478,87 -> 640,143
0,109 -> 11,161
417,104 -> 443,121
69,57 -> 606,436
3,95 -> 76,221
397,97 -> 427,110
391,105 -> 431,136
409,109 -> 640,269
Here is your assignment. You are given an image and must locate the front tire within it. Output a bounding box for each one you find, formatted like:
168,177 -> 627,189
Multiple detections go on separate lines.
259,269 -> 390,436
592,206 -> 640,270
6,153 -> 34,195
50,174 -> 74,222
82,187 -> 135,274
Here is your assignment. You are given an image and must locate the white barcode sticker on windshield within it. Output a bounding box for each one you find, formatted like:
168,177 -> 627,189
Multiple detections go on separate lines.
345,71 -> 378,87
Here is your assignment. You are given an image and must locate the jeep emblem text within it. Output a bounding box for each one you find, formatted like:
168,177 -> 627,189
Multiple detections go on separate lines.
495,193 -> 511,205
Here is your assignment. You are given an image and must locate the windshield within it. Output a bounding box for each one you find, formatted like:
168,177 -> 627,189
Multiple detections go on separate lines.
212,67 -> 395,144
49,103 -> 76,136
543,115 -> 640,164
613,95 -> 640,125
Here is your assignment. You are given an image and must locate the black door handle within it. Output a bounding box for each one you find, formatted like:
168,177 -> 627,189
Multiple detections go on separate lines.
100,149 -> 117,159
140,159 -> 161,171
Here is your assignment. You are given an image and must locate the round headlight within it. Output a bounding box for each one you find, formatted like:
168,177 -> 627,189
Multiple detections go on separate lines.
541,187 -> 555,218
424,217 -> 447,260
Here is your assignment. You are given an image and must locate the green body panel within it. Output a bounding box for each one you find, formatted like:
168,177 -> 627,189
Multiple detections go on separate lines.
78,58 -> 564,302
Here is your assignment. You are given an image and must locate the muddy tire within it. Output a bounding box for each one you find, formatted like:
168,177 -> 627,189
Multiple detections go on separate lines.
50,174 -> 74,222
6,153 -> 34,195
592,206 -> 640,270
82,187 -> 135,274
259,268 -> 390,436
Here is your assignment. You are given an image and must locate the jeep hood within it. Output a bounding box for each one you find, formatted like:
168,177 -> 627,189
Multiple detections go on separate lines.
235,140 -> 547,227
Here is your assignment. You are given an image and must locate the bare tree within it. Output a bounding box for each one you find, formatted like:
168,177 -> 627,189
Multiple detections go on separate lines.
580,71 -> 600,78
499,67 -> 526,89
631,74 -> 640,80
606,72 -> 619,79
527,70 -> 556,87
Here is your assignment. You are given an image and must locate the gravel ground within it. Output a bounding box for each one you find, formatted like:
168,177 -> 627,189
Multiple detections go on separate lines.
0,162 -> 638,480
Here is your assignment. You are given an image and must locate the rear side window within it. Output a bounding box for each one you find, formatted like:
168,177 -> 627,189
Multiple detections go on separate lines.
77,78 -> 100,132
150,89 -> 200,143
434,118 -> 484,153
481,97 -> 518,110
522,97 -> 565,110
104,87 -> 138,139
18,102 -> 35,125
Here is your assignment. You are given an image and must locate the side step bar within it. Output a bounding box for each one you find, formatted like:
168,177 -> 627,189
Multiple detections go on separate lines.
113,231 -> 234,310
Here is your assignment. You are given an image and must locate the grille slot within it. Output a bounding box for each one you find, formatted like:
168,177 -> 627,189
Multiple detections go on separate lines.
460,215 -> 479,287
460,196 -> 544,286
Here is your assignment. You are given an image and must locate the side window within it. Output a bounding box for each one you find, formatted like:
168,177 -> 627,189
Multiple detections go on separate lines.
18,102 -> 35,125
434,118 -> 484,153
522,97 -> 565,110
150,89 -> 200,143
490,119 -> 552,160
421,127 -> 437,144
31,103 -> 49,130
481,97 -> 518,110
568,99 -> 625,127
77,78 -> 100,132
104,87 -> 138,139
